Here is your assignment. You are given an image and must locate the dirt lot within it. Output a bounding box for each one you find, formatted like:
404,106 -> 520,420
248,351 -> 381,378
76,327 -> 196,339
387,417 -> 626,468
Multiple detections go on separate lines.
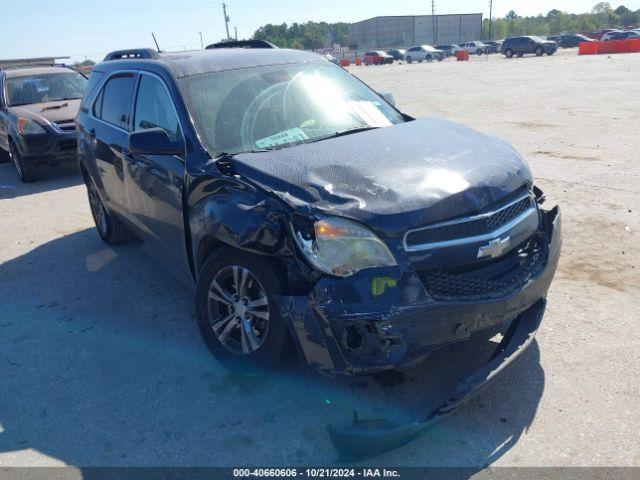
0,49 -> 638,469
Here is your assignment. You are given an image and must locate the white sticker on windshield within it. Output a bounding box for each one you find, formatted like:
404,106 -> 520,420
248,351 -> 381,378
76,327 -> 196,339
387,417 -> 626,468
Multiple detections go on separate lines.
255,127 -> 309,149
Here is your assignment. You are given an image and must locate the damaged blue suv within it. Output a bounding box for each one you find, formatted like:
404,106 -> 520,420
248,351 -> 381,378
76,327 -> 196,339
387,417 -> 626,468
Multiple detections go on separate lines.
76,42 -> 561,394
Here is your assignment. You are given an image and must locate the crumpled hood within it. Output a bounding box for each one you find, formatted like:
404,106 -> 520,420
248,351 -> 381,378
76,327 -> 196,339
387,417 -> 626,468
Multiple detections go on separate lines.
9,99 -> 81,125
232,117 -> 532,235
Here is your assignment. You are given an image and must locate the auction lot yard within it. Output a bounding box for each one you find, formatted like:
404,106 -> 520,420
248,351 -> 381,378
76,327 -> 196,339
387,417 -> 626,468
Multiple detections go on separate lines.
1,49 -> 639,468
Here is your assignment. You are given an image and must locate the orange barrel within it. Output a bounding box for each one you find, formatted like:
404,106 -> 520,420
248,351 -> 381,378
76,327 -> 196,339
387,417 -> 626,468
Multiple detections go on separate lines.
340,58 -> 350,67
455,50 -> 469,61
355,57 -> 362,66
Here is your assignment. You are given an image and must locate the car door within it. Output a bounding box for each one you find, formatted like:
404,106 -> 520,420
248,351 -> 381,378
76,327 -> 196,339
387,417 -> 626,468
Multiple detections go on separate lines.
91,72 -> 137,215
123,72 -> 190,275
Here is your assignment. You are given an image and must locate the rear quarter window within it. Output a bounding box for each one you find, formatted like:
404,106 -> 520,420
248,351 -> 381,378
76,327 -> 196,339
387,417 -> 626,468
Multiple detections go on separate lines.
79,71 -> 105,113
94,74 -> 136,130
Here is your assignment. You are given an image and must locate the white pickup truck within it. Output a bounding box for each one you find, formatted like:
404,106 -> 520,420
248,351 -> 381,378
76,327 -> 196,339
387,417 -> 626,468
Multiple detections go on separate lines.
460,41 -> 488,55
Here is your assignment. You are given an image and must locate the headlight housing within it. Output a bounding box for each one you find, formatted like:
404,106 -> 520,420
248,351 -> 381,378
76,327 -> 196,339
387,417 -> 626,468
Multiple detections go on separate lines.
17,117 -> 46,135
294,217 -> 397,277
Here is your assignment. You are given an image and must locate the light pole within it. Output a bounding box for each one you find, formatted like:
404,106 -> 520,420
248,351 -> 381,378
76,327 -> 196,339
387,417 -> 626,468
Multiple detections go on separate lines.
488,0 -> 493,41
222,3 -> 231,40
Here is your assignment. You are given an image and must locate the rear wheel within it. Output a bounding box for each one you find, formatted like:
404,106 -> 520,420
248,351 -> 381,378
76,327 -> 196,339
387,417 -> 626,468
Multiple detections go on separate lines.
535,46 -> 544,56
9,141 -> 39,183
505,49 -> 514,58
196,250 -> 295,374
406,56 -> 413,63
426,55 -> 432,62
85,177 -> 131,245
476,48 -> 483,55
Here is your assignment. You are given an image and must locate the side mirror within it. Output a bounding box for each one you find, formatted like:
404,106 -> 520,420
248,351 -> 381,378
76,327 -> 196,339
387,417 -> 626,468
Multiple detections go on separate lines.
129,128 -> 183,156
380,91 -> 396,106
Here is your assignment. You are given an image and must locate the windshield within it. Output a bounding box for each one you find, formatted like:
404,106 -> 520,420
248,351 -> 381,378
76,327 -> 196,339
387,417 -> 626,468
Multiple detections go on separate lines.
5,72 -> 87,107
179,62 -> 405,155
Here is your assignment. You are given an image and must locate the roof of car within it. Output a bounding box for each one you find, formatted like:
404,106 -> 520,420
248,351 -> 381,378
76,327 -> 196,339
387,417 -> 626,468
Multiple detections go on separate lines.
4,66 -> 74,78
95,48 -> 324,79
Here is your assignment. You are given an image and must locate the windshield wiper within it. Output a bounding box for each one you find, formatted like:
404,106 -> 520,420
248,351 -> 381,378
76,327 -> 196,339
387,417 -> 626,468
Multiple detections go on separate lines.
42,102 -> 69,112
310,126 -> 380,143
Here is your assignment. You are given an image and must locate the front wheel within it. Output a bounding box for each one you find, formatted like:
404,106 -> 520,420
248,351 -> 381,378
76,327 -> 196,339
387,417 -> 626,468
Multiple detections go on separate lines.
9,141 -> 39,183
406,56 -> 413,63
535,46 -> 544,56
505,49 -> 514,58
517,52 -> 524,58
476,48 -> 483,56
426,55 -> 432,62
196,250 -> 295,374
547,50 -> 555,56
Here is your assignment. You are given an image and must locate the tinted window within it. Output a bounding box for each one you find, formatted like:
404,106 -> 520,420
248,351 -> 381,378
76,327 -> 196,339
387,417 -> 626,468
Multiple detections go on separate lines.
96,74 -> 135,129
133,75 -> 180,142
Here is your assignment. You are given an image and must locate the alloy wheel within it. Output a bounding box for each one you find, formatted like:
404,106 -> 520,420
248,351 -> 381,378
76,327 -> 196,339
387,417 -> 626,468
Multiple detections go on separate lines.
207,265 -> 270,355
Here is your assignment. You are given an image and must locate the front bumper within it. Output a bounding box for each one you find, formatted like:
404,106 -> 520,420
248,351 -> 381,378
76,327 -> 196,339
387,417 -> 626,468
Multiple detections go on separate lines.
327,298 -> 546,456
15,127 -> 77,165
278,205 -> 561,375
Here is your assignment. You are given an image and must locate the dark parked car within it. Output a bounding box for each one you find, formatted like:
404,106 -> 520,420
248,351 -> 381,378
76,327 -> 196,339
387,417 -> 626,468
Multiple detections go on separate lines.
76,43 -> 561,451
386,49 -> 406,61
0,59 -> 87,182
501,36 -> 558,58
549,34 -> 594,48
483,40 -> 501,53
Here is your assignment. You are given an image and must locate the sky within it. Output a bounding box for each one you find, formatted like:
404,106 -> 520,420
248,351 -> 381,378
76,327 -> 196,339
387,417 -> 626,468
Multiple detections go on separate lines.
1,0 -> 639,62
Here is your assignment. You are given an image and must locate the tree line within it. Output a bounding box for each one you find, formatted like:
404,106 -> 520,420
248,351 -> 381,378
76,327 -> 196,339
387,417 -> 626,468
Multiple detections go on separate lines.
252,3 -> 640,49
483,3 -> 640,39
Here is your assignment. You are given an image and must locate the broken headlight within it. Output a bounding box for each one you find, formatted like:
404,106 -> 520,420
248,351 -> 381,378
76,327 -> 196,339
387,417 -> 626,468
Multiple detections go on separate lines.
294,217 -> 397,277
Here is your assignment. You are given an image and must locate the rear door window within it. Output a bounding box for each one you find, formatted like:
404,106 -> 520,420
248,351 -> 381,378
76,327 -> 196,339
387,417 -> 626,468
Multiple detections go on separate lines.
94,74 -> 136,130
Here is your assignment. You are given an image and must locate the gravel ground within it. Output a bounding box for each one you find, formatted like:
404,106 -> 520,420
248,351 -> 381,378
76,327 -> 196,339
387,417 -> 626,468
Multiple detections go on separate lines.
0,48 -> 638,469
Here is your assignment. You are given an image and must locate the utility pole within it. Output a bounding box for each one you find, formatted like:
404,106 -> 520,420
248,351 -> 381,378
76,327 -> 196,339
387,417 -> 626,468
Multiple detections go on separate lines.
431,0 -> 437,45
199,31 -> 204,49
222,3 -> 231,40
234,26 -> 238,40
488,0 -> 493,41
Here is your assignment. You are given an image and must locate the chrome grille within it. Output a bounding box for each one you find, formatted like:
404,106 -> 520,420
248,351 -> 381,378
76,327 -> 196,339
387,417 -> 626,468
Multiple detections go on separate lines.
404,193 -> 536,251
53,119 -> 76,132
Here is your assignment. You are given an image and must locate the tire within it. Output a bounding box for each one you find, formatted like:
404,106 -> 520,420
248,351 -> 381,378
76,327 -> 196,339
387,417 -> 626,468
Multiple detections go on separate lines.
196,249 -> 295,374
505,49 -> 514,58
85,176 -> 131,245
535,46 -> 544,56
406,56 -> 413,64
476,48 -> 483,56
517,52 -> 524,58
9,140 -> 39,183
0,147 -> 9,164
547,50 -> 555,56
426,55 -> 432,62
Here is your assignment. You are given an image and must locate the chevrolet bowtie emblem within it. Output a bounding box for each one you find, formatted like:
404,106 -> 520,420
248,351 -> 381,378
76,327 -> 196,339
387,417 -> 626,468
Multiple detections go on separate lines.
477,236 -> 511,259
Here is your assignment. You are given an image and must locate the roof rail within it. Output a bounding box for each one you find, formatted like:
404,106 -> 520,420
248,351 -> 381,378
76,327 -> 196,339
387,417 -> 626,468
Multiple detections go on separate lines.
103,49 -> 160,61
0,57 -> 70,70
206,39 -> 279,49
